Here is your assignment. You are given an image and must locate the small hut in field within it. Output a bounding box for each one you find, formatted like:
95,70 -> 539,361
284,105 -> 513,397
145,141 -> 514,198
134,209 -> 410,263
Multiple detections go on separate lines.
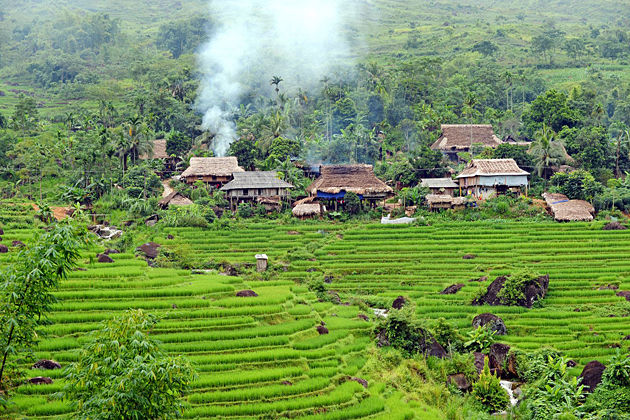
307,164 -> 393,211
426,194 -> 454,211
180,157 -> 244,187
158,191 -> 193,209
421,178 -> 458,196
292,197 -> 324,220
220,171 -> 293,211
543,193 -> 595,222
431,124 -> 502,162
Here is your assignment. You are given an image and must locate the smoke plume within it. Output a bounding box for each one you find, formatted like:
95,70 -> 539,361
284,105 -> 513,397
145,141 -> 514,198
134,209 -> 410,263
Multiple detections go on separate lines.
196,0 -> 355,156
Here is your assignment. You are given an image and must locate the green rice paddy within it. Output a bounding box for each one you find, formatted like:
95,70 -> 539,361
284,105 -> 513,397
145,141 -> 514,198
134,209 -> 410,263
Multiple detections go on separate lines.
2,204 -> 630,418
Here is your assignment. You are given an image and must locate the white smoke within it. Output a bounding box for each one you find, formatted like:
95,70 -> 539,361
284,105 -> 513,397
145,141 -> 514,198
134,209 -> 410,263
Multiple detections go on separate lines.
196,0 -> 356,156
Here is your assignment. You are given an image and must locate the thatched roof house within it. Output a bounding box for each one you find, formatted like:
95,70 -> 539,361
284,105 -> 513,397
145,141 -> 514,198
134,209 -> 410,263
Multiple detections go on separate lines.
431,124 -> 502,161
140,139 -> 169,160
456,159 -> 529,199
421,178 -> 458,196
181,157 -> 244,185
307,165 -> 393,201
221,171 -> 294,210
293,203 -> 323,219
542,193 -> 594,222
158,191 -> 193,209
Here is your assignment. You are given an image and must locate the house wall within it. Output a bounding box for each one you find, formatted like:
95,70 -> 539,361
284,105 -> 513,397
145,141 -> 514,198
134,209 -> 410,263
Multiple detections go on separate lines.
477,175 -> 528,187
429,187 -> 455,196
183,175 -> 232,185
226,188 -> 289,199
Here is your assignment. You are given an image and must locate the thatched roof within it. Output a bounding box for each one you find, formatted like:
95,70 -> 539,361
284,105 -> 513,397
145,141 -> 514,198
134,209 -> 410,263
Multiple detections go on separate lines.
307,165 -> 393,196
140,139 -> 169,160
181,157 -> 244,179
220,171 -> 294,191
431,124 -> 502,151
542,193 -> 594,222
456,159 -> 529,178
426,194 -> 454,205
421,178 -> 457,189
293,203 -> 322,217
293,196 -> 316,206
158,191 -> 193,208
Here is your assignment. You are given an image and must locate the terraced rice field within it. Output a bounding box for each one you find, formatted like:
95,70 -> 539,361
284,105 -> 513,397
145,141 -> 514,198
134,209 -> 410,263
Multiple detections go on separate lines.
2,203 -> 630,418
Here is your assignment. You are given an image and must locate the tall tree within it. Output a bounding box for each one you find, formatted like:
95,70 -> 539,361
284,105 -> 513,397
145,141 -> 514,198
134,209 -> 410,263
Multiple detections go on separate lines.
528,124 -> 567,178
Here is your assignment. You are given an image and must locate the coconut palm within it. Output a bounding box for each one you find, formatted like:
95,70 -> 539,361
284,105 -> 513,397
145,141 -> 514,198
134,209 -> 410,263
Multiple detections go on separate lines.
529,124 -> 567,178
270,76 -> 283,95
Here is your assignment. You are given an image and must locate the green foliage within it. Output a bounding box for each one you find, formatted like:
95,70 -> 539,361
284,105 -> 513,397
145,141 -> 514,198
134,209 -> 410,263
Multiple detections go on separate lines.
157,17 -> 210,59
601,350 -> 630,387
161,204 -> 209,227
550,169 -> 603,201
375,306 -> 431,357
122,164 -> 163,198
344,192 -> 362,215
472,357 -> 509,413
61,309 -> 195,420
0,221 -> 88,395
431,318 -> 465,353
523,90 -> 579,136
228,136 -> 259,171
464,327 -> 497,353
497,269 -> 541,306
166,130 -> 192,157
237,202 -> 255,219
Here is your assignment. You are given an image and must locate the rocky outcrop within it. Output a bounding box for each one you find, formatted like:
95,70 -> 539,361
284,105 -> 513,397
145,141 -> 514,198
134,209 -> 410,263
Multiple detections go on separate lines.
345,376 -> 368,389
97,253 -> 114,263
136,242 -> 161,259
441,284 -> 464,295
357,314 -> 369,321
463,254 -> 476,260
0,244 -> 8,253
472,275 -> 549,308
603,221 -> 627,230
488,343 -> 510,377
472,313 -> 507,335
579,361 -> 606,392
428,339 -> 448,359
316,325 -> 329,335
11,240 -> 25,248
617,291 -> 630,302
104,248 -> 120,255
474,352 -> 486,374
28,377 -> 53,385
32,360 -> 61,370
392,296 -> 407,309
447,373 -> 471,392
236,290 -> 258,297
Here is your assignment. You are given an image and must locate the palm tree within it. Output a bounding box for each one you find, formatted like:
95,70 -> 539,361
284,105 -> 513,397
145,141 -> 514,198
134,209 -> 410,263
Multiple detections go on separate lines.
529,124 -> 567,179
125,116 -> 152,164
270,76 -> 283,95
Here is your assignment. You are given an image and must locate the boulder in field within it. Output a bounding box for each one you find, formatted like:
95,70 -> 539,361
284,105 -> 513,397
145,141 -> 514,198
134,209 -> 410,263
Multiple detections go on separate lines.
357,314 -> 369,321
441,284 -> 464,295
104,248 -> 120,255
0,227 -> 4,235
474,352 -> 486,374
166,234 -> 174,240
392,296 -> 407,309
346,376 -> 368,389
463,254 -> 476,260
428,339 -> 448,359
28,377 -> 53,385
32,360 -> 61,370
447,373 -> 471,392
0,244 -> 8,253
472,313 -> 507,335
316,325 -> 329,335
236,290 -> 258,297
488,343 -> 510,377
12,240 -> 25,248
617,291 -> 630,302
281,380 -> 293,386
579,361 -> 606,392
97,253 -> 114,263
136,242 -> 161,259
472,274 -> 549,308
603,221 -> 627,230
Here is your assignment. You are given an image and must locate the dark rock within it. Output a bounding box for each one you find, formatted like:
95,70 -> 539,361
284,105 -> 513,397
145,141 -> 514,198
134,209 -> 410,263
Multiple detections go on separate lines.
566,359 -> 577,368
472,313 -> 507,335
145,219 -> 157,227
145,214 -> 159,224
463,254 -> 476,260
316,325 -> 329,335
324,276 -> 334,284
236,290 -> 258,297
574,308 -> 581,312
507,353 -> 519,378
32,360 -> 61,370
346,376 -> 368,388
617,291 -> 630,302
488,343 -> 510,377
327,291 -> 341,304
603,221 -> 627,230
357,314 -> 369,321
166,234 -> 174,240
28,377 -> 53,385
97,253 -> 114,263
392,296 -> 407,309
136,242 -> 161,259
473,274 -> 549,308
73,267 -> 87,271
447,373 -> 471,392
474,352 -> 486,374
11,240 -> 25,248
469,276 -> 488,282
428,339 -> 448,359
0,227 -> 4,235
579,361 -> 606,392
0,244 -> 8,253
306,268 -> 318,273
281,380 -> 293,385
104,248 -> 120,255
598,284 -> 619,290
441,284 -> 464,295
623,335 -> 630,341
375,328 -> 390,347
172,304 -> 178,309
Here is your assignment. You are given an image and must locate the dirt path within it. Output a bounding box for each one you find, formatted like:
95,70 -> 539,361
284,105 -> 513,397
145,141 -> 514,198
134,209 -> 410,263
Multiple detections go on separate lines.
162,180 -> 173,198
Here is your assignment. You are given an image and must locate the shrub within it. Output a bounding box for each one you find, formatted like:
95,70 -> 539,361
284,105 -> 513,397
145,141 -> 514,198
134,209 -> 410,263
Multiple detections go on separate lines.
161,205 -> 209,227
464,326 -> 496,353
237,203 -> 254,218
497,269 -> 542,306
344,192 -> 361,215
375,306 -> 431,357
472,357 -> 509,413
